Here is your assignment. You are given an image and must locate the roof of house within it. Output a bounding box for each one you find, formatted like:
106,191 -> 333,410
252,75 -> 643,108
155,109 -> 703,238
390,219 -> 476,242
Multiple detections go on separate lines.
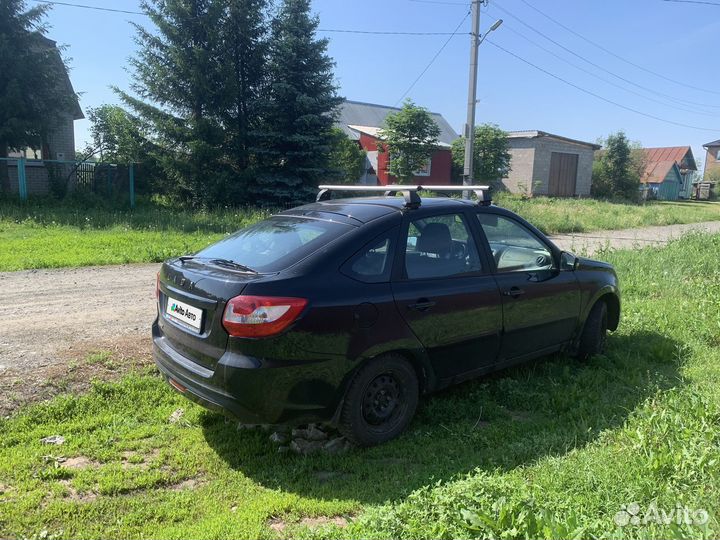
36,35 -> 84,120
704,139 -> 720,148
641,160 -> 681,185
336,100 -> 458,145
643,146 -> 696,171
506,130 -> 601,150
347,124 -> 452,148
640,146 -> 696,184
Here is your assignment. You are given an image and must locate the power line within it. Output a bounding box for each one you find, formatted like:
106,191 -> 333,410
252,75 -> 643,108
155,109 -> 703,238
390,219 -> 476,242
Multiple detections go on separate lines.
408,0 -> 469,5
318,29 -> 458,36
662,0 -> 720,5
490,3 -> 720,109
486,39 -> 720,133
499,22 -> 720,117
394,9 -> 471,106
517,0 -> 720,96
29,0 -> 461,36
30,0 -> 143,14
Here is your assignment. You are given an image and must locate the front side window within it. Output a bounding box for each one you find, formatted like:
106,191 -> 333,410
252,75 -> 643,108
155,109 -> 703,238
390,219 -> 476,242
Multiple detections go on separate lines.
197,216 -> 352,273
477,214 -> 554,273
404,213 -> 482,279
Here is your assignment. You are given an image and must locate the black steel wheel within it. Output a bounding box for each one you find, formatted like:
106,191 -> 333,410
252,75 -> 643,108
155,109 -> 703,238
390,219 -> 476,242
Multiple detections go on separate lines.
339,354 -> 419,447
575,301 -> 608,360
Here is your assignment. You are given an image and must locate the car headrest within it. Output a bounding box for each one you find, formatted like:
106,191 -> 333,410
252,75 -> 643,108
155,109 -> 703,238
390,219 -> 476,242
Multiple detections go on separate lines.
416,223 -> 452,256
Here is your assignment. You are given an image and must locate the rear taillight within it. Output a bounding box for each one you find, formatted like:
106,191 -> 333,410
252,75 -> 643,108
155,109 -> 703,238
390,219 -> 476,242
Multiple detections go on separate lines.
156,272 -> 160,300
222,295 -> 307,338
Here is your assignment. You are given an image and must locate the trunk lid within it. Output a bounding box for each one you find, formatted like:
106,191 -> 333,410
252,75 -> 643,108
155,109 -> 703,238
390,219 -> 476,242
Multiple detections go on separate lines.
157,259 -> 264,371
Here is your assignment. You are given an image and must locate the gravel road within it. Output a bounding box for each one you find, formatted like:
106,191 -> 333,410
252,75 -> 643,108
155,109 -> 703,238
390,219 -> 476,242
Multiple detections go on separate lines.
551,220 -> 720,255
2,220 -> 719,393
0,263 -> 159,375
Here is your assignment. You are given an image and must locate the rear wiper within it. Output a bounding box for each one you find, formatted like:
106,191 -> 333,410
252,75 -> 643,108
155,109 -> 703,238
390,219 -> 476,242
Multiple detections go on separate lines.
178,255 -> 195,263
208,258 -> 258,274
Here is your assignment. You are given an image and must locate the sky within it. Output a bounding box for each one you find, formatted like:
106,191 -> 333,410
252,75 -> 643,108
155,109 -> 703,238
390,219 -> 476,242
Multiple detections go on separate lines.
38,0 -> 720,171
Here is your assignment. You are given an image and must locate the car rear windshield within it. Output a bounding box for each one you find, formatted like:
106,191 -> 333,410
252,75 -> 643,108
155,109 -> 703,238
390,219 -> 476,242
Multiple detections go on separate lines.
195,216 -> 354,273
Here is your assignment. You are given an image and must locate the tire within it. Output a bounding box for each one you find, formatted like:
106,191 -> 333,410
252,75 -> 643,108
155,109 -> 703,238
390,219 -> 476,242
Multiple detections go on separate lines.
575,301 -> 608,360
338,354 -> 419,447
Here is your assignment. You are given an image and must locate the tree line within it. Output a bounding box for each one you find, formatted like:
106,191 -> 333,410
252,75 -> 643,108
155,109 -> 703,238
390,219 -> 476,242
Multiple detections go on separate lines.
3,0 -> 366,207
2,0 -> 646,206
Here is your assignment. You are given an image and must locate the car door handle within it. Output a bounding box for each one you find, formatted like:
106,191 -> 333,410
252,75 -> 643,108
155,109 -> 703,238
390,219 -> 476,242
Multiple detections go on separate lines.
407,299 -> 436,311
503,287 -> 526,298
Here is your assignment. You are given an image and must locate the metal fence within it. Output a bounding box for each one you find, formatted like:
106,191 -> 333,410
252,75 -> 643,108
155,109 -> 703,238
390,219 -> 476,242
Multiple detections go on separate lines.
0,157 -> 137,207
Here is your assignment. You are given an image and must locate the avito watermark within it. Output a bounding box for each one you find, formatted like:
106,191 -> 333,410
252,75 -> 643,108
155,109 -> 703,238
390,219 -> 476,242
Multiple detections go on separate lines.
614,502 -> 709,527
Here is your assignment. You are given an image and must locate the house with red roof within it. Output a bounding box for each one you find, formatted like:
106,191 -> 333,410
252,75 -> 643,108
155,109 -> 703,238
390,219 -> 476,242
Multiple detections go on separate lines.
640,146 -> 697,200
335,100 -> 458,186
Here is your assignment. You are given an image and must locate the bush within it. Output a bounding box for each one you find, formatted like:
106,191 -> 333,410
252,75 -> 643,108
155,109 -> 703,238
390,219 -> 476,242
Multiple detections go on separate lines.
591,131 -> 642,201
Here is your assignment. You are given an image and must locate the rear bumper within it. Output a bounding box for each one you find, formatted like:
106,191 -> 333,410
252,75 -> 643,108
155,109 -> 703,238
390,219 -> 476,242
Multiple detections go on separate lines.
152,320 -> 348,425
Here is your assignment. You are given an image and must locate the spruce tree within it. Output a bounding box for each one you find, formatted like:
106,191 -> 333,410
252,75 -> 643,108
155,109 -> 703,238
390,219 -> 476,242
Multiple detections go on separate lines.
118,0 -> 228,207
218,0 -> 269,202
119,0 -> 275,206
254,0 -> 342,204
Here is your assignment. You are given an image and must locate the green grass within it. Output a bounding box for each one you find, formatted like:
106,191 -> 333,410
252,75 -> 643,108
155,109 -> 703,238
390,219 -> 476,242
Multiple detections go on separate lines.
494,193 -> 720,235
2,234 -> 720,539
2,196 -> 720,271
0,200 -> 271,271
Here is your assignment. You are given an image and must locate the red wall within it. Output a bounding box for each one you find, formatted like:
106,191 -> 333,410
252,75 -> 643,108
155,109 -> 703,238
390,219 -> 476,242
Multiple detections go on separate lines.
359,133 -> 379,151
358,133 -> 452,186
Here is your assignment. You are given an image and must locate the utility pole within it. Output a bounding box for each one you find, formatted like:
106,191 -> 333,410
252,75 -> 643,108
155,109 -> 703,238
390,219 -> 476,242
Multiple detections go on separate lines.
462,0 -> 481,195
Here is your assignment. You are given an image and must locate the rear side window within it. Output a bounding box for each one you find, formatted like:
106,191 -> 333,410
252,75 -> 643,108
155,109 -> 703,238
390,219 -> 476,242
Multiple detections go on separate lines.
342,229 -> 397,283
197,216 -> 353,272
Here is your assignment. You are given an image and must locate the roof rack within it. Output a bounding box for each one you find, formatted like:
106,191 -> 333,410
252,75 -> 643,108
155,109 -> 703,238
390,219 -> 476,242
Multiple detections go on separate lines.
316,184 -> 492,208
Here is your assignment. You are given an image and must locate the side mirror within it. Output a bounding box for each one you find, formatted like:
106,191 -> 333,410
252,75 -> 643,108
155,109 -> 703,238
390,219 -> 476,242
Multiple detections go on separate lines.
560,251 -> 580,272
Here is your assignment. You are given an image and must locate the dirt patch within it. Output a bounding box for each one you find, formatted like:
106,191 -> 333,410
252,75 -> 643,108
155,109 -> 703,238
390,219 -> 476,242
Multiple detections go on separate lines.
61,456 -> 100,470
167,477 -> 205,491
268,515 -> 349,532
120,448 -> 160,469
58,479 -> 98,502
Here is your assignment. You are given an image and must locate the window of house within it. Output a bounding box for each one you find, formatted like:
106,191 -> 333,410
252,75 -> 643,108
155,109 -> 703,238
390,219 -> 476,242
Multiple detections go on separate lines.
7,147 -> 42,160
385,152 -> 431,177
414,160 -> 431,177
716,149 -> 720,160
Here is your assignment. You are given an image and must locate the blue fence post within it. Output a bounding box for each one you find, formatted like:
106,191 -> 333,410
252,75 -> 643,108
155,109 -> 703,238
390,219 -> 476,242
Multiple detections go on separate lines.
18,157 -> 28,201
129,163 -> 135,209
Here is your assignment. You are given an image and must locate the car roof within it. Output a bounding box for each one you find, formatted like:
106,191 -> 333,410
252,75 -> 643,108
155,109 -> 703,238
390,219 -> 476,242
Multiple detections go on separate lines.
282,196 -> 479,224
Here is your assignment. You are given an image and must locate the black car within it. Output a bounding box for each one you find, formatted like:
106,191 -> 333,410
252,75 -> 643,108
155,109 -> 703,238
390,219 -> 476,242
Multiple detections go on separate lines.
153,185 -> 620,446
